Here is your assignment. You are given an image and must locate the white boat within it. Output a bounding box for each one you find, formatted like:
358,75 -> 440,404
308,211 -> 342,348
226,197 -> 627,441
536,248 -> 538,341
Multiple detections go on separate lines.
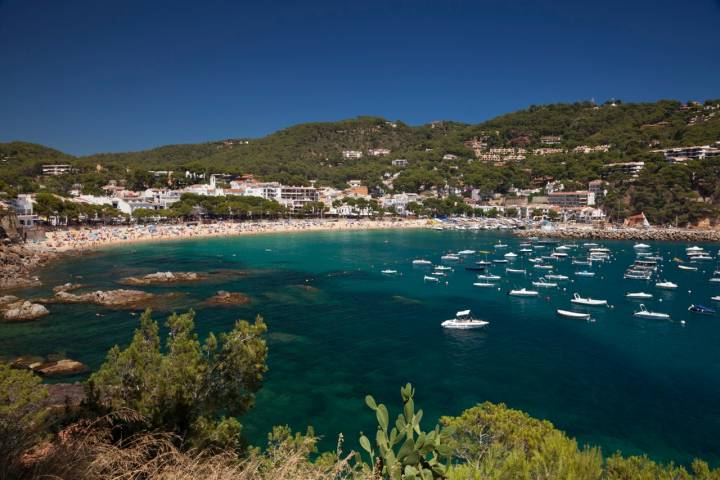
431,271 -> 446,277
441,254 -> 460,261
633,243 -> 650,250
473,282 -> 496,288
709,277 -> 720,283
572,259 -> 591,265
508,288 -> 539,297
532,280 -> 557,288
434,265 -> 453,271
477,274 -> 501,281
574,271 -> 595,277
519,243 -> 531,247
551,252 -> 568,258
655,281 -> 678,289
493,259 -> 509,264
556,245 -> 571,251
546,274 -> 569,280
557,309 -> 591,320
532,245 -> 546,249
626,292 -> 653,299
712,296 -> 720,302
423,275 -> 439,282
476,260 -> 492,266
590,247 -> 611,253
686,246 -> 704,252
519,248 -> 533,253
494,243 -> 508,248
504,252 -> 518,259
534,264 -> 554,270
633,304 -> 670,320
441,310 -> 489,329
678,265 -> 698,271
692,255 -> 713,261
381,269 -> 398,275
583,242 -> 599,247
571,293 -> 607,306
412,259 -> 432,266
506,268 -> 526,274
458,250 -> 476,255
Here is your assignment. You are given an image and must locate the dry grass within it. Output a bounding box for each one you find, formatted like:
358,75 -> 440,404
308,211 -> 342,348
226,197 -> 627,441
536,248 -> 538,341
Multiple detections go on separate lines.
22,410 -> 362,480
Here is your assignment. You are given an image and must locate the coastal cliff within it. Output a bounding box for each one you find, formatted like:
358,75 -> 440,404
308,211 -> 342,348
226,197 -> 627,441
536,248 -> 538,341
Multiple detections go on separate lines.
0,212 -> 52,290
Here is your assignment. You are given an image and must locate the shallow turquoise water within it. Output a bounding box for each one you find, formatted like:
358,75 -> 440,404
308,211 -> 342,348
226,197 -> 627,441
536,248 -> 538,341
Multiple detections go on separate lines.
3,229 -> 720,464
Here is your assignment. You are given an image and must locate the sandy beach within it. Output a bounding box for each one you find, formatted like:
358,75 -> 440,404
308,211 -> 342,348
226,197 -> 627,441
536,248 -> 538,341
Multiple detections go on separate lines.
27,218 -> 429,253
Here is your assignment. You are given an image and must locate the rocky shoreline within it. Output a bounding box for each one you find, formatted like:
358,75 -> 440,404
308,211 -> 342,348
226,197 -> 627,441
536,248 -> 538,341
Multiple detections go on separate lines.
514,228 -> 720,243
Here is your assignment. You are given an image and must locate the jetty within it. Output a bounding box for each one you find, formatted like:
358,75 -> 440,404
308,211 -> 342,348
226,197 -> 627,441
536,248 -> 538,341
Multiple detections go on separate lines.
514,227 -> 720,243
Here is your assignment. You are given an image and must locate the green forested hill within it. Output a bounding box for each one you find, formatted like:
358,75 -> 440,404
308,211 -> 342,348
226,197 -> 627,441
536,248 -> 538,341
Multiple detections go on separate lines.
2,99 -> 720,224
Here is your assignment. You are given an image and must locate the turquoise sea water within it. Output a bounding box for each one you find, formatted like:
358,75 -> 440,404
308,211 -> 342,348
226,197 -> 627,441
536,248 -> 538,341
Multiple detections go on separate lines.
2,229 -> 720,465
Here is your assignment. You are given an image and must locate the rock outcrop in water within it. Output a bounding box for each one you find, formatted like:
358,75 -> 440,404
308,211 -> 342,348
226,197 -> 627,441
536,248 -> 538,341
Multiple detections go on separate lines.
118,271 -> 204,286
206,290 -> 252,305
47,289 -> 156,308
52,282 -> 85,293
10,356 -> 86,377
1,295 -> 50,322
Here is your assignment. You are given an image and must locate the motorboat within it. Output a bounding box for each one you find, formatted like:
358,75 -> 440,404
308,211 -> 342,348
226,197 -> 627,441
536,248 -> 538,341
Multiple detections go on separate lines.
506,268 -> 526,274
534,264 -> 554,270
519,248 -> 533,253
435,265 -> 453,271
692,255 -> 713,261
532,280 -> 557,288
678,265 -> 698,271
624,271 -> 651,280
583,242 -> 599,247
546,274 -> 569,280
519,243 -> 532,247
431,271 -> 446,277
572,259 -> 591,265
590,247 -> 611,253
441,254 -> 460,261
556,245 -> 571,251
634,304 -> 670,319
494,243 -> 508,248
504,252 -> 518,259
493,259 -> 509,264
686,246 -> 704,253
711,296 -> 720,302
423,275 -> 439,282
528,258 -> 543,263
473,282 -> 496,288
477,274 -> 501,281
381,269 -> 398,275
688,304 -> 716,315
557,309 -> 591,320
508,288 -> 539,297
532,245 -> 546,249
458,250 -> 476,255
574,271 -> 595,277
709,277 -> 720,283
633,243 -> 650,250
551,252 -> 568,258
655,281 -> 678,289
571,293 -> 607,306
412,259 -> 432,266
476,260 -> 492,266
441,310 -> 489,329
626,292 -> 653,299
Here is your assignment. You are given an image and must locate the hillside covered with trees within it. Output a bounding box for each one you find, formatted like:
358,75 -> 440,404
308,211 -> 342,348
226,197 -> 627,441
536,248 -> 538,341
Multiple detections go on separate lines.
2,98 -> 720,225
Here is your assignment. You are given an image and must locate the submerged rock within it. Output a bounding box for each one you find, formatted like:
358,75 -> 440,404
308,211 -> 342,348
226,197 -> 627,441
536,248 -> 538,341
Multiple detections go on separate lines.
206,290 -> 252,305
119,271 -> 203,286
2,301 -> 50,322
52,282 -> 85,293
10,355 -> 45,370
51,289 -> 156,308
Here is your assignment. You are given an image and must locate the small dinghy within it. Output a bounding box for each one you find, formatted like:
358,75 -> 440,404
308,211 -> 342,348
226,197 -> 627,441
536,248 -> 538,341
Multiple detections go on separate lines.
504,252 -> 518,259
435,265 -> 453,271
441,310 -> 489,329
633,243 -> 651,250
678,265 -> 698,271
572,259 -> 591,265
493,259 -> 509,264
557,309 -> 591,320
508,288 -> 539,297
476,260 -> 492,266
634,304 -> 670,319
381,269 -> 398,275
575,271 -> 595,277
494,243 -> 508,248
709,277 -> 720,283
423,275 -> 439,282
534,264 -> 554,270
473,282 -> 495,288
656,281 -> 678,289
441,254 -> 460,261
519,248 -> 533,253
412,259 -> 432,266
688,304 -> 716,315
626,292 -> 653,299
458,250 -> 476,255
571,293 -> 607,306
532,280 -> 558,288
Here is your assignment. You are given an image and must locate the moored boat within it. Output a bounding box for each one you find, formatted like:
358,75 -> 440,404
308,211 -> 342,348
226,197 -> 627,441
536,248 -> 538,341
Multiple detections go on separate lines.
574,270 -> 595,277
688,304 -> 716,315
412,259 -> 432,266
423,275 -> 439,282
441,310 -> 489,329
571,293 -> 607,306
381,269 -> 398,275
506,268 -> 526,274
556,309 -> 591,320
626,292 -> 653,299
508,288 -> 539,297
655,281 -> 678,289
633,304 -> 670,319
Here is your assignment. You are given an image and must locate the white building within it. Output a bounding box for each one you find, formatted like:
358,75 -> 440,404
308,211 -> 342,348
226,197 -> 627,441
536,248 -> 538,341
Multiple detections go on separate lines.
391,159 -> 408,167
42,164 -> 72,176
368,148 -> 391,157
342,150 -> 363,159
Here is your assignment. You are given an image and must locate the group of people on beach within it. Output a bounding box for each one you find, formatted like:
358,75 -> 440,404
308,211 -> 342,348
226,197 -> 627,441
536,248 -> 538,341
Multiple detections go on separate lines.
33,218 -> 425,252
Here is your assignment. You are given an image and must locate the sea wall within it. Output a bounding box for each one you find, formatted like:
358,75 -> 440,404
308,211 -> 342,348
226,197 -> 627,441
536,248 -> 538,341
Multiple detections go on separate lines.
514,228 -> 720,243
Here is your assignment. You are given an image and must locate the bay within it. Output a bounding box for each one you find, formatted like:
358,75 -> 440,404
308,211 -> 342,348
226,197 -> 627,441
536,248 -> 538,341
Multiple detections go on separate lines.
2,229 -> 720,465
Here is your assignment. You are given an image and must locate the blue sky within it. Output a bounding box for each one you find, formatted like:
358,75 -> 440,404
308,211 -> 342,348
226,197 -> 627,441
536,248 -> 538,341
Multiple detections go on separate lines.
1,0 -> 719,155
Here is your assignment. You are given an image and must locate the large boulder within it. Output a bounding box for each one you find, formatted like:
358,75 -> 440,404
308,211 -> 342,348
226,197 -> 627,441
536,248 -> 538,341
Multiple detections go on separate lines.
34,359 -> 86,377
2,300 -> 49,322
52,282 -> 85,293
119,271 -> 203,286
